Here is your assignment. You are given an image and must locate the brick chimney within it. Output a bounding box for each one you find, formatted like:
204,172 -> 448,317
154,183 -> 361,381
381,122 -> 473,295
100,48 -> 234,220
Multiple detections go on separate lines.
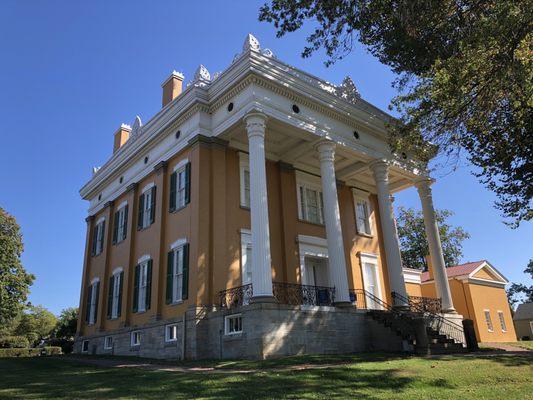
161,71 -> 184,107
113,124 -> 131,153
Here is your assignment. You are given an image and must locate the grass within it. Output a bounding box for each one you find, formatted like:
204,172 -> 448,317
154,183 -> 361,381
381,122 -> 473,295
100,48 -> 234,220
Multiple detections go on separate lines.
0,353 -> 532,399
505,341 -> 533,350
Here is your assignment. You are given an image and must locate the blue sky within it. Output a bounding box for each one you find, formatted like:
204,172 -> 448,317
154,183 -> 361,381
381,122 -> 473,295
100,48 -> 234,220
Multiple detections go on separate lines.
1,1 -> 531,315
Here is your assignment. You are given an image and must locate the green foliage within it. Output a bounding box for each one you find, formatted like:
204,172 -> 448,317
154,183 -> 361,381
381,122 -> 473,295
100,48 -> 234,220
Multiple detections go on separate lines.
0,336 -> 29,349
14,305 -> 57,347
54,307 -> 78,340
396,207 -> 470,270
0,346 -> 61,358
507,259 -> 533,307
260,1 -> 533,226
0,207 -> 35,326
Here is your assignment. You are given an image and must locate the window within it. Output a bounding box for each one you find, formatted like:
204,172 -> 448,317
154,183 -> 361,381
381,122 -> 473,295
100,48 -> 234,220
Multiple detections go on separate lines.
107,269 -> 123,320
104,336 -> 113,350
169,161 -> 191,212
133,258 -> 152,313
240,231 -> 252,285
497,311 -> 507,332
298,184 -> 324,224
112,204 -> 128,244
82,340 -> 89,353
239,153 -> 250,208
354,195 -> 372,236
138,185 -> 156,229
85,279 -> 100,325
165,324 -> 178,342
484,310 -> 493,332
131,331 -> 141,346
91,219 -> 106,256
225,314 -> 243,335
166,243 -> 189,304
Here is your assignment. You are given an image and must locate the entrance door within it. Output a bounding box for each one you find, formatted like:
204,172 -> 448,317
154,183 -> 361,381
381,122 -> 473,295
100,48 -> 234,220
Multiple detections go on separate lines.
362,262 -> 382,309
304,257 -> 330,305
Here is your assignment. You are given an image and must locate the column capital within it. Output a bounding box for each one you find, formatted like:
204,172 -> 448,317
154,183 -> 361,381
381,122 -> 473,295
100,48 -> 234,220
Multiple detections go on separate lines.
414,176 -> 436,199
315,139 -> 336,162
244,112 -> 267,139
369,159 -> 390,183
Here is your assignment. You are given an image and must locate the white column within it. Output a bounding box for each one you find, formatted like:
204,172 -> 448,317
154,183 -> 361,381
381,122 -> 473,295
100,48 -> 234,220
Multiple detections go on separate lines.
369,160 -> 408,307
415,177 -> 455,313
315,140 -> 350,304
244,113 -> 273,299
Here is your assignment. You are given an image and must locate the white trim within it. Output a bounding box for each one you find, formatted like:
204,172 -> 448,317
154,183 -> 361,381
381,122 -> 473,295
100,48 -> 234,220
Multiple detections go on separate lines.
352,189 -> 373,236
112,267 -> 123,275
297,234 -> 327,249
402,267 -> 422,284
224,313 -> 243,335
130,331 -> 141,346
497,310 -> 507,333
359,252 -> 383,309
81,340 -> 89,353
138,254 -> 151,264
96,216 -> 105,225
165,324 -> 179,342
297,235 -> 328,286
104,336 -> 113,350
173,158 -> 190,172
240,228 -> 251,235
468,261 -> 509,284
483,309 -> 494,332
90,277 -> 100,284
295,171 -> 324,224
239,152 -> 250,208
117,200 -> 128,210
141,182 -> 155,194
240,230 -> 253,286
170,238 -> 188,250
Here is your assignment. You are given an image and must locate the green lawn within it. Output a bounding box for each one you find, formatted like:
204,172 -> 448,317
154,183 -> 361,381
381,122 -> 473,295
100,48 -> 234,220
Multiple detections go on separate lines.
0,353 -> 532,399
506,341 -> 533,351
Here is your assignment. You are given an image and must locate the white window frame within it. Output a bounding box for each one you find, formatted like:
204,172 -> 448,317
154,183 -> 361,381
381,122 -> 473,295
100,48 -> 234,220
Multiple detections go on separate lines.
116,202 -> 128,243
239,153 -> 251,208
240,230 -> 252,286
111,268 -> 123,319
137,259 -> 150,313
497,310 -> 507,332
170,242 -> 186,304
296,171 -> 324,225
82,340 -> 89,353
165,324 -> 178,342
484,309 -> 494,332
131,331 -> 141,347
360,253 -> 383,310
353,190 -> 373,236
88,278 -> 99,325
94,218 -> 105,255
104,336 -> 113,350
224,314 -> 243,335
173,160 -> 189,210
141,187 -> 153,229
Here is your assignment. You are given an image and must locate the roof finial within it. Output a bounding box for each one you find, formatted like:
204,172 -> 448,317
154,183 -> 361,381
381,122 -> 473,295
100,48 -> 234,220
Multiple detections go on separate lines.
189,64 -> 211,87
243,33 -> 260,52
130,115 -> 142,139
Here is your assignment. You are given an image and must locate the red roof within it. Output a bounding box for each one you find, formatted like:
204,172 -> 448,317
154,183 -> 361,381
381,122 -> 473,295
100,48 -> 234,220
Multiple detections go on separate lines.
421,260 -> 486,282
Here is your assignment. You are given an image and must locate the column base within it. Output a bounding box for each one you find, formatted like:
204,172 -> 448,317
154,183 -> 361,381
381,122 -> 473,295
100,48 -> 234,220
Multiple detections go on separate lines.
250,295 -> 277,304
442,308 -> 457,314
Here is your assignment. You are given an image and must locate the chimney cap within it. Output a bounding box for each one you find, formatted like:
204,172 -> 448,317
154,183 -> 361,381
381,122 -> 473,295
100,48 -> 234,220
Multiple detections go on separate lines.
161,70 -> 185,87
119,123 -> 132,131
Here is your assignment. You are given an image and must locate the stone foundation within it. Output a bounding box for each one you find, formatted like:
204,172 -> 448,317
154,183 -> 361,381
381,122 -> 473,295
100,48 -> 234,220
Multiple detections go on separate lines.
75,303 -> 406,360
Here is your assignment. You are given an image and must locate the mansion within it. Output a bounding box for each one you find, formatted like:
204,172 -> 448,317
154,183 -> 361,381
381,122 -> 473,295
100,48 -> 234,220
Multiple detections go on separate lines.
75,34 -> 466,359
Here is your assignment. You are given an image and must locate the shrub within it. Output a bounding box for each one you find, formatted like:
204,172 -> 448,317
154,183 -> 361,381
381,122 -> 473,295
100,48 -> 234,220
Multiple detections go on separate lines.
0,336 -> 30,348
46,338 -> 73,354
0,346 -> 62,358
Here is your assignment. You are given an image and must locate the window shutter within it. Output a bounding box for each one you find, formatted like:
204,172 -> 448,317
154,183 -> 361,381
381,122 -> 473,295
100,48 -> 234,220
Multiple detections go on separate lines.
133,265 -> 140,312
112,211 -> 119,244
107,275 -> 114,319
166,251 -> 174,304
122,205 -> 129,240
91,226 -> 98,256
184,162 -> 191,205
99,221 -> 106,253
149,187 -> 156,224
146,260 -> 153,310
182,243 -> 189,300
117,271 -> 124,317
93,281 -> 100,323
169,172 -> 177,213
85,285 -> 92,323
137,194 -> 145,230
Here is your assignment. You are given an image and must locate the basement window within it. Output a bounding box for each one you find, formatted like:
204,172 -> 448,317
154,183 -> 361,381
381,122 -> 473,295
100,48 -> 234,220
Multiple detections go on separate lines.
104,336 -> 113,350
131,331 -> 141,347
82,340 -> 89,353
225,314 -> 242,335
165,324 -> 178,342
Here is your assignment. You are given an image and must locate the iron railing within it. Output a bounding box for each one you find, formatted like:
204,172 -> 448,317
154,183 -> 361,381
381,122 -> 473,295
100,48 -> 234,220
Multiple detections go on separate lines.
349,289 -> 390,310
273,282 -> 335,307
219,284 -> 253,309
401,294 -> 442,314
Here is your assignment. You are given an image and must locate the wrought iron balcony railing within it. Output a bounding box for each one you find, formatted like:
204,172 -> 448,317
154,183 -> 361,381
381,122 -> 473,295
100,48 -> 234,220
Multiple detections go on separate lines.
219,284 -> 253,309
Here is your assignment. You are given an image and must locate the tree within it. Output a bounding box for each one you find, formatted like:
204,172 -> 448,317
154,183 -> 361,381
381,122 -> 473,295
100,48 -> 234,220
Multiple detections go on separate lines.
14,305 -> 57,346
54,307 -> 78,340
507,259 -> 533,307
259,1 -> 532,226
396,206 -> 470,270
0,207 -> 35,325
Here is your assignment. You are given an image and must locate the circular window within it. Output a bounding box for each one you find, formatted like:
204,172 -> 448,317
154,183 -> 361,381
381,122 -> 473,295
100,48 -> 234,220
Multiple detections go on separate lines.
292,104 -> 300,113
144,156 -> 149,164
175,130 -> 181,139
227,102 -> 234,112
353,130 -> 360,139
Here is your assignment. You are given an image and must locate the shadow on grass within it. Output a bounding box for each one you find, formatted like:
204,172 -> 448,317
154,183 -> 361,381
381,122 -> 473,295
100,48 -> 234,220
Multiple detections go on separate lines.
0,357 -> 416,400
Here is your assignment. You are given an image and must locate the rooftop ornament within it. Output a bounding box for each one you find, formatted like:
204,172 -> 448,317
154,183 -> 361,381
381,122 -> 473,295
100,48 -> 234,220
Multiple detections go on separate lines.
129,116 -> 143,140
336,76 -> 361,104
188,64 -> 211,87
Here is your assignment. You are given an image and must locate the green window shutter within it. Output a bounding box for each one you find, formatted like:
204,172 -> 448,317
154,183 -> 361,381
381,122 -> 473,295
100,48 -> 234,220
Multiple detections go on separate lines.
149,187 -> 156,224
107,276 -> 114,319
117,271 -> 124,318
85,285 -> 92,323
146,260 -> 153,310
112,211 -> 119,244
122,205 -> 129,241
166,251 -> 174,304
137,194 -> 145,230
93,281 -> 100,323
182,243 -> 189,300
99,221 -> 106,253
133,265 -> 140,313
91,225 -> 98,256
185,162 -> 191,205
169,172 -> 177,213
